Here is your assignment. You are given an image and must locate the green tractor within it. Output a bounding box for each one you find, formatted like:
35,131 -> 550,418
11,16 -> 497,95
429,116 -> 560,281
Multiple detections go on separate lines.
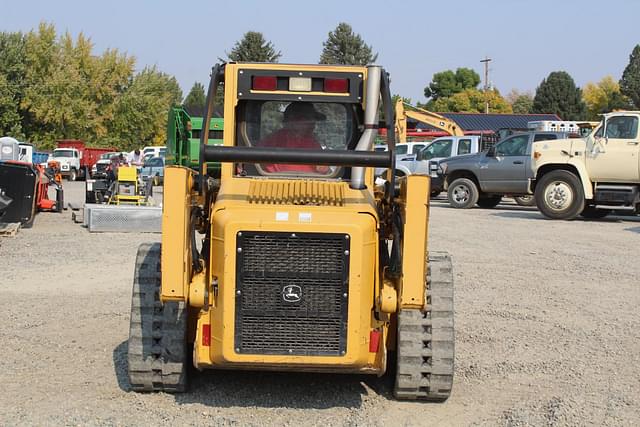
166,106 -> 224,173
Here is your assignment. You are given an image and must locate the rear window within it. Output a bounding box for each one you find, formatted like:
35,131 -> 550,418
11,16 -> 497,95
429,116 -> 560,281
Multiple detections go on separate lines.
238,100 -> 358,177
457,139 -> 472,155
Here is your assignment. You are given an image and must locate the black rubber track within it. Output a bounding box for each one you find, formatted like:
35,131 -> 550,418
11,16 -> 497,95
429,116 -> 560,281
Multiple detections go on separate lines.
127,243 -> 189,392
394,252 -> 454,401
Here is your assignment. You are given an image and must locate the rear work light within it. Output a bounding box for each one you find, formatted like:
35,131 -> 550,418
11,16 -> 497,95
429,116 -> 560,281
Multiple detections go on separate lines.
252,76 -> 277,91
289,77 -> 312,92
324,78 -> 349,93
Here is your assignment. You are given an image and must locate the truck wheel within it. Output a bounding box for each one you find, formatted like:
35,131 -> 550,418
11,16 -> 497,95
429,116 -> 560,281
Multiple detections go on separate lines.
535,170 -> 585,220
127,243 -> 189,392
68,169 -> 77,182
477,195 -> 502,208
447,178 -> 479,209
395,252 -> 454,401
580,206 -> 610,219
514,195 -> 536,207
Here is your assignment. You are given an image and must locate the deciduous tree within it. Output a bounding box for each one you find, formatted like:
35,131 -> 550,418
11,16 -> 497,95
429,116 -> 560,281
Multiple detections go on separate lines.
424,68 -> 481,101
583,76 -> 630,120
506,90 -> 533,114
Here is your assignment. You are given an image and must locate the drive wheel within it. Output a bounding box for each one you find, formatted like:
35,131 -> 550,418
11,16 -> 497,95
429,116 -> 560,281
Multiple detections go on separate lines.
127,243 -> 188,392
395,252 -> 454,402
447,178 -> 478,209
580,206 -> 610,219
514,195 -> 536,207
535,170 -> 584,220
476,195 -> 502,208
68,168 -> 77,181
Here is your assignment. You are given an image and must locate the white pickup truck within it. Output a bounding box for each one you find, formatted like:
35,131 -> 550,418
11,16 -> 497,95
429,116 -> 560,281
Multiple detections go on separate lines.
382,136 -> 484,195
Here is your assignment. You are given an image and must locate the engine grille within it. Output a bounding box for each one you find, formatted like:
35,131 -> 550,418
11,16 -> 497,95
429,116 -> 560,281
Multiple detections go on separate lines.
235,231 -> 349,356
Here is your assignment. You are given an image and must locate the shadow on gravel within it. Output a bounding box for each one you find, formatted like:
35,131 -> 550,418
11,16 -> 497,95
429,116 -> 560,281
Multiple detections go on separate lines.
431,200 -> 539,213
112,339 -> 393,408
491,211 -> 544,220
626,226 -> 640,234
176,369 -> 391,409
113,340 -> 130,392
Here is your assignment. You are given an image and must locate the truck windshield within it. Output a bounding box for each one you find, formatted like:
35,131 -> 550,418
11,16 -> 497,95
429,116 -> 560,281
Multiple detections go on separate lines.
53,150 -> 74,158
239,100 -> 357,177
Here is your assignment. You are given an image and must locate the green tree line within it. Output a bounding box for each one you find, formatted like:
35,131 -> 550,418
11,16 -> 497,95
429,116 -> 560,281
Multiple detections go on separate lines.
0,23 -> 181,151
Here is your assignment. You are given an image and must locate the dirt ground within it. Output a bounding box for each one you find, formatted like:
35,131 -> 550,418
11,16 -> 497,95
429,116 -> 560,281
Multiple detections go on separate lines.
1,181 -> 639,426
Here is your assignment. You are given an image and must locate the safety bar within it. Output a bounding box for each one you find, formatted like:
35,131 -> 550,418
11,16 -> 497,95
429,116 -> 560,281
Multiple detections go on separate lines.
202,145 -> 391,168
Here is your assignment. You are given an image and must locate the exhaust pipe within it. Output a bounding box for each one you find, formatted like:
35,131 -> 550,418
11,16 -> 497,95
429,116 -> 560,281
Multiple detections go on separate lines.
350,66 -> 381,190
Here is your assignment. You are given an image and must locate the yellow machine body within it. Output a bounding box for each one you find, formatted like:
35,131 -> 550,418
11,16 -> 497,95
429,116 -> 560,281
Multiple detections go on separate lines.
159,63 -> 432,376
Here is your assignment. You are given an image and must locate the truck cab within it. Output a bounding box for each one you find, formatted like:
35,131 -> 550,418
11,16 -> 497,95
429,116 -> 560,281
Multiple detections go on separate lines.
531,111 -> 640,219
49,148 -> 81,181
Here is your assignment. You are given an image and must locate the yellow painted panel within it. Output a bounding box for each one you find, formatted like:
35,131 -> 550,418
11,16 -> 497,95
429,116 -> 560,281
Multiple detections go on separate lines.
160,166 -> 194,302
399,175 -> 430,308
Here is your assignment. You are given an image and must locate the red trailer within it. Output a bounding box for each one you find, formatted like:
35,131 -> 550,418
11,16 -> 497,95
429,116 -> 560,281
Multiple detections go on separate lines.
51,140 -> 115,181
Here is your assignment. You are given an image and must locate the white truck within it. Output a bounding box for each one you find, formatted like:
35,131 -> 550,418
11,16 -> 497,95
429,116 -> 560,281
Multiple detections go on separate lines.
531,111 -> 640,219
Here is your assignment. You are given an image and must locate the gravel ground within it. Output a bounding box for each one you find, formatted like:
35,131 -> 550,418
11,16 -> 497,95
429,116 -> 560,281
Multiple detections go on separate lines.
1,181 -> 639,426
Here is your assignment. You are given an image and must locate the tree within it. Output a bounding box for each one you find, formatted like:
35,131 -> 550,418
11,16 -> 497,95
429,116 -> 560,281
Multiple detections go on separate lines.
506,90 -> 533,114
225,31 -> 281,62
532,71 -> 586,120
319,23 -> 377,65
424,68 -> 481,101
583,76 -> 630,120
430,88 -> 512,113
110,66 -> 182,150
0,31 -> 26,136
183,82 -> 206,113
620,44 -> 640,109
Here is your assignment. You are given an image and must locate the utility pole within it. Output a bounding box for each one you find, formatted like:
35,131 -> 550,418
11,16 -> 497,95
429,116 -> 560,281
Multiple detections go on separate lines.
480,56 -> 492,114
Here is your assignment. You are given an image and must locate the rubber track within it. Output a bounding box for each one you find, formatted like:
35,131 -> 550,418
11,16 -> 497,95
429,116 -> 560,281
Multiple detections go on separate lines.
395,251 -> 454,401
127,243 -> 188,392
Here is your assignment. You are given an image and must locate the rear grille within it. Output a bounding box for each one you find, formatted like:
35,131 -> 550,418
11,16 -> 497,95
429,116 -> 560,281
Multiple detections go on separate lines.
235,231 -> 349,356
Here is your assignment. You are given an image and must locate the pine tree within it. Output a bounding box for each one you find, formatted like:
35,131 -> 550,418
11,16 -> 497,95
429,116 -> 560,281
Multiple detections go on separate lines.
532,71 -> 586,120
225,32 -> 281,63
183,82 -> 206,115
319,23 -> 377,65
620,44 -> 640,109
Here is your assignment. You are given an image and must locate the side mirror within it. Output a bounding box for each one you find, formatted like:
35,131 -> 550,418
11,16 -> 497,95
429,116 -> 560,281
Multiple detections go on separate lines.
486,146 -> 496,157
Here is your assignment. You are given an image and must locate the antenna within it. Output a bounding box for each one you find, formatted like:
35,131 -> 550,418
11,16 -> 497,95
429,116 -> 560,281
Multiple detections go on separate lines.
480,57 -> 492,114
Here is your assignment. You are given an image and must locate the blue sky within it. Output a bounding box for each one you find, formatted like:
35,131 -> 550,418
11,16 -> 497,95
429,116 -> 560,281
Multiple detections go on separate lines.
2,0 -> 638,103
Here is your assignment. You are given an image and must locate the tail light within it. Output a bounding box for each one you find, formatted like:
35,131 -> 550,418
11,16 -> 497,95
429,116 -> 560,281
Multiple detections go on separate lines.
252,76 -> 277,91
324,78 -> 349,93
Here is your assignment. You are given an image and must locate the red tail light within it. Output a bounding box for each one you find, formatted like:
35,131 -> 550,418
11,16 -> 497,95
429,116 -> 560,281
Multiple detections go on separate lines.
252,76 -> 277,91
324,78 -> 349,93
202,324 -> 211,346
369,329 -> 381,353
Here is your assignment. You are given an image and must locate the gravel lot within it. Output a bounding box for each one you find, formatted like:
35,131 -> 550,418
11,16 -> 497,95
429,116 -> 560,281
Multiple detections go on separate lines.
1,181 -> 639,426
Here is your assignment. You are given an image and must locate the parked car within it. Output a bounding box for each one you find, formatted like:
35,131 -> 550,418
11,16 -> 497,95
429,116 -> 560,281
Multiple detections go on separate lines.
139,156 -> 165,186
437,132 -> 567,208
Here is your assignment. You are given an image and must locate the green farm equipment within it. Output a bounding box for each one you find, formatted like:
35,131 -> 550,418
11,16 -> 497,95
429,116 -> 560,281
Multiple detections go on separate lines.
166,107 -> 223,173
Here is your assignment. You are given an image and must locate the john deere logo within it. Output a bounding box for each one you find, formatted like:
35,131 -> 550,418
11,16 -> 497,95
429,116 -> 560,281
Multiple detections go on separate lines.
282,285 -> 302,303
